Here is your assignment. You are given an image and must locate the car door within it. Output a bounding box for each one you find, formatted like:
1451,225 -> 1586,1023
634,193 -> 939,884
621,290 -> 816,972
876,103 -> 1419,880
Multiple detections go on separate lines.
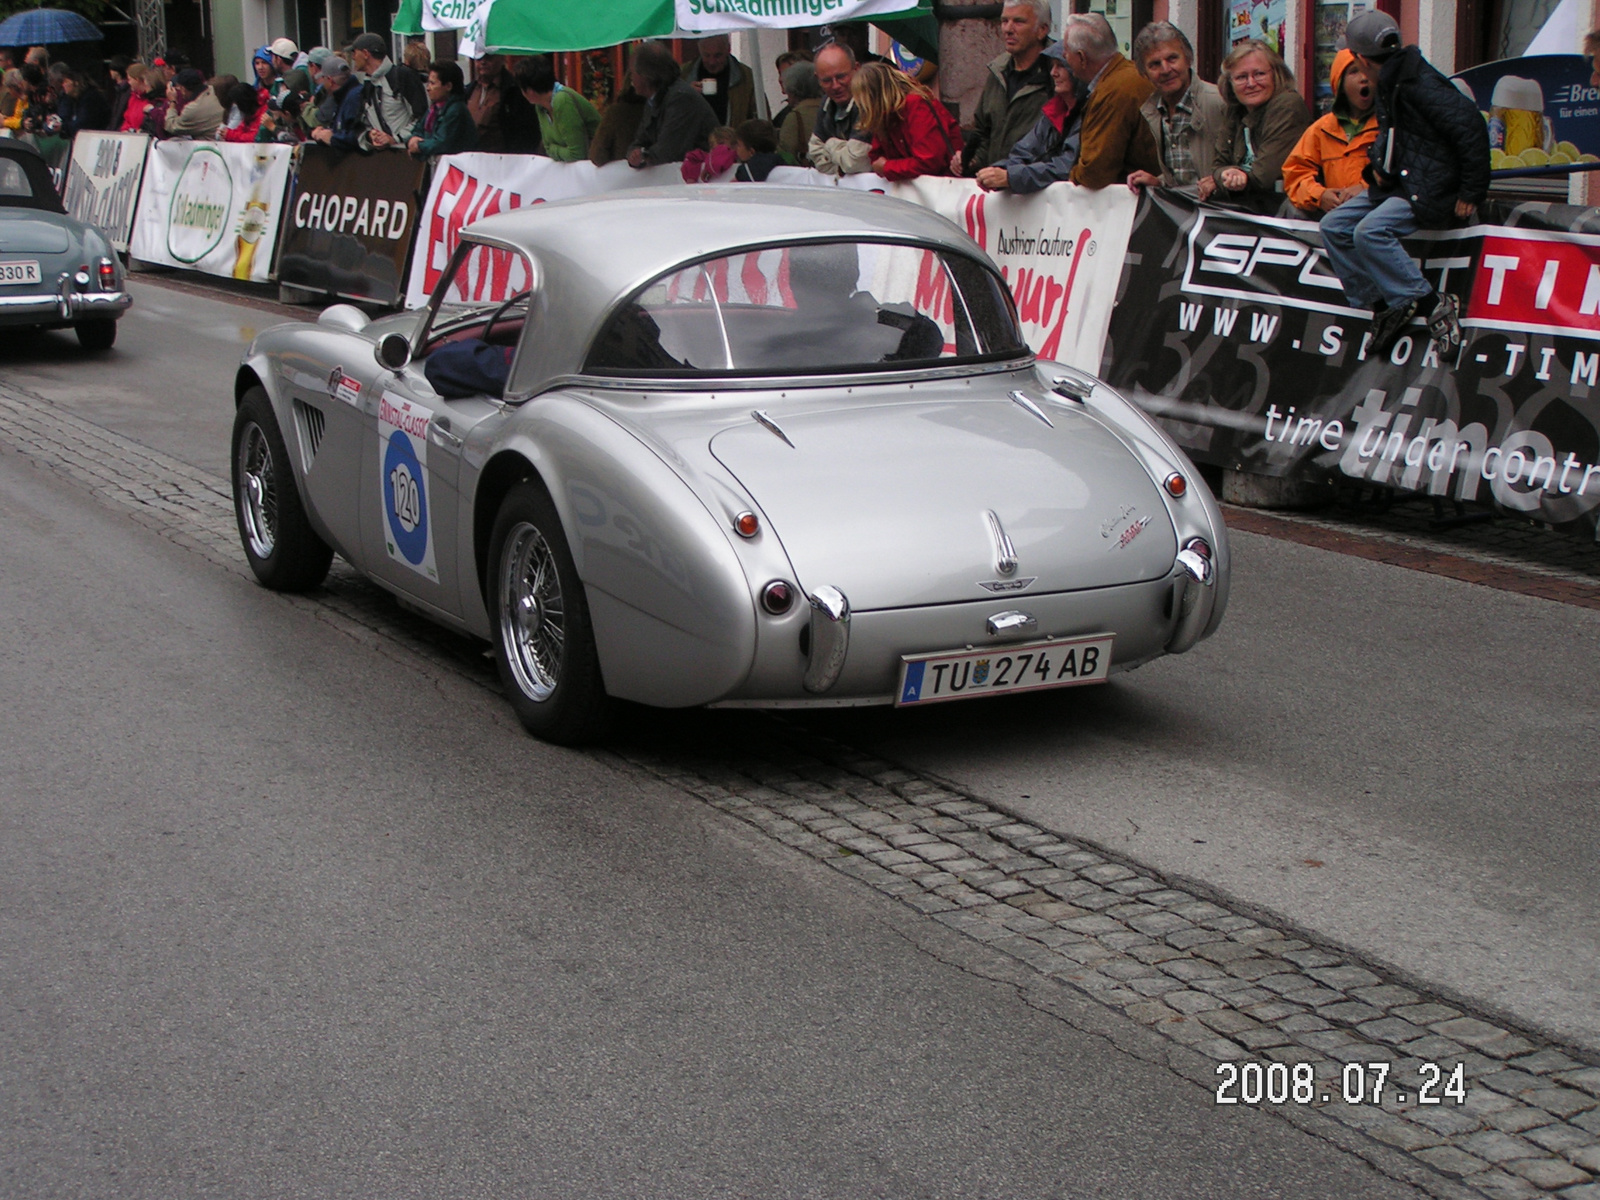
359,241 -> 536,618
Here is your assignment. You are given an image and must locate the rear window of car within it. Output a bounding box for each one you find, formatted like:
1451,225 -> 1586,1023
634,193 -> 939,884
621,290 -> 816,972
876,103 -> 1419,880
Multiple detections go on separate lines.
583,240 -> 1029,377
0,158 -> 35,201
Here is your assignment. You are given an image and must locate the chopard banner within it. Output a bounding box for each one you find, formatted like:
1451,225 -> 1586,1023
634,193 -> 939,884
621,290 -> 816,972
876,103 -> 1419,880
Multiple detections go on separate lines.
676,0 -> 917,33
128,140 -> 294,282
849,174 -> 1138,375
1101,190 -> 1600,529
405,155 -> 687,308
278,145 -> 427,306
62,131 -> 149,252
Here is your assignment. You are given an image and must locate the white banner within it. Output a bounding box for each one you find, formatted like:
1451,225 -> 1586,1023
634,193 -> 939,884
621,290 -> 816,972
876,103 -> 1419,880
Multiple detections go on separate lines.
677,0 -> 917,33
406,155 -> 687,307
129,140 -> 294,283
61,131 -> 149,252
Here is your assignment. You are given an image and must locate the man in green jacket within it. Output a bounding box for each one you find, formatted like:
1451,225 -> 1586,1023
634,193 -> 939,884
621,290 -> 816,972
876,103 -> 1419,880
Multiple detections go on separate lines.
515,56 -> 600,161
407,60 -> 478,158
955,0 -> 1055,175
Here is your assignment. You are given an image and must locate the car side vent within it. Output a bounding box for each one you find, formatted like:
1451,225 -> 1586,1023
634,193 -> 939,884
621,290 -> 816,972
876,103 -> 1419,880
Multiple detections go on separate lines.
291,398 -> 326,470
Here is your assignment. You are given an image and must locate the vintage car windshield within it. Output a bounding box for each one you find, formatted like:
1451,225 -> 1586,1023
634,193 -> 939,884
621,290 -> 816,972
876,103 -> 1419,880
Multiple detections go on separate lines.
583,241 -> 1028,377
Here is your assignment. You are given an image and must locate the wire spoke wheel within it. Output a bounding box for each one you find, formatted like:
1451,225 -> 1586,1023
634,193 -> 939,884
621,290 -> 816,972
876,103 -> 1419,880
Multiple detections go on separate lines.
499,521 -> 566,703
237,421 -> 278,561
229,386 -> 332,592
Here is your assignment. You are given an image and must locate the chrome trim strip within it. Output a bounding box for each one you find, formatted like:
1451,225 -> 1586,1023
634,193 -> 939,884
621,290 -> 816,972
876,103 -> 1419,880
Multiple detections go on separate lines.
751,408 -> 795,448
985,509 -> 1018,577
1009,389 -> 1054,427
803,585 -> 850,694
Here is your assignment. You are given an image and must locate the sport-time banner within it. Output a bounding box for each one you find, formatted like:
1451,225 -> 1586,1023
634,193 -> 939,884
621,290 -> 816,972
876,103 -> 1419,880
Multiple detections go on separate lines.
278,145 -> 427,306
404,156 -> 686,308
62,131 -> 149,251
1102,190 -> 1600,529
850,175 -> 1138,375
129,140 -> 294,282
676,0 -> 916,33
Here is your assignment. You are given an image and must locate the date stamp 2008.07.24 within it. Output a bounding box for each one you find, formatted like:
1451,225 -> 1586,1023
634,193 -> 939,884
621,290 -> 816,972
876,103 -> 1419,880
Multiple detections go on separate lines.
1216,1060 -> 1468,1106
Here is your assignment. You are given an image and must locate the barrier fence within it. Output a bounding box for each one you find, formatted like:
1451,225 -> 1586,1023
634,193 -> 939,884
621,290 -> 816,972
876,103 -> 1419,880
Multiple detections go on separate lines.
45,130 -> 1600,534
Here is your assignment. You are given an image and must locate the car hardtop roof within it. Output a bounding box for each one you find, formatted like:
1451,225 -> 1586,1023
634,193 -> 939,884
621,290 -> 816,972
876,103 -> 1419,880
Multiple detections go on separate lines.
462,185 -> 987,291
0,139 -> 46,161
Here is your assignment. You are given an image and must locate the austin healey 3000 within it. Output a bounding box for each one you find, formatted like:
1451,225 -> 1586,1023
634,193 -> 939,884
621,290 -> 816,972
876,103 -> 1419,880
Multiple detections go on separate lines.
230,187 -> 1228,743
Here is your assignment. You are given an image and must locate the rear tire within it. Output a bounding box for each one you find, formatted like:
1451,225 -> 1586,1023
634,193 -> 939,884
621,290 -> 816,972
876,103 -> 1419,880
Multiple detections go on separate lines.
488,480 -> 610,745
76,319 -> 116,351
231,386 -> 333,591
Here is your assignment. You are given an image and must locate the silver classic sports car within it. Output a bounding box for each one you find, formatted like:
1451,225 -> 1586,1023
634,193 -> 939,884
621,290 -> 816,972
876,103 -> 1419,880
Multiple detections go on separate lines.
231,188 -> 1228,743
0,140 -> 130,349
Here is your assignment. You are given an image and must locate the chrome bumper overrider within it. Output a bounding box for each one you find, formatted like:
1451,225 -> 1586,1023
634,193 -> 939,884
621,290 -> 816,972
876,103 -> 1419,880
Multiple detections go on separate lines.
803,585 -> 850,693
1166,548 -> 1217,655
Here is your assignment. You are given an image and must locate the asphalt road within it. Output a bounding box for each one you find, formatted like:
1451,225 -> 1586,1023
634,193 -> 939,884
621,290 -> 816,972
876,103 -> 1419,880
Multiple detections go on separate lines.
6,276 -> 1597,1055
0,419 -> 1422,1197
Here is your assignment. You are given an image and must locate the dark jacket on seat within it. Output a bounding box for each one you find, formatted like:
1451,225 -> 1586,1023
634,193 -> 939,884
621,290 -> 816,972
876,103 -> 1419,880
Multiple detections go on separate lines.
1366,45 -> 1491,226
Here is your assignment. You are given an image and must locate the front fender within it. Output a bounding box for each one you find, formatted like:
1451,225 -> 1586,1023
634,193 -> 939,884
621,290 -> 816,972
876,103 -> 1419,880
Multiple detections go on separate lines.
474,396 -> 757,707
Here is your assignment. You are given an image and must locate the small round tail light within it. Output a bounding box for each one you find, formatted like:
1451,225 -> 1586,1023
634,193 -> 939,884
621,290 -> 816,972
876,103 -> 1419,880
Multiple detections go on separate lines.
734,511 -> 760,538
1164,473 -> 1188,498
761,580 -> 794,614
97,259 -> 117,289
1183,536 -> 1212,560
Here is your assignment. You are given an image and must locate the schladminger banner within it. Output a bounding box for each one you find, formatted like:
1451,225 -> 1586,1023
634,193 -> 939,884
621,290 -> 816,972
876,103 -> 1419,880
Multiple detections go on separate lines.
676,0 -> 917,33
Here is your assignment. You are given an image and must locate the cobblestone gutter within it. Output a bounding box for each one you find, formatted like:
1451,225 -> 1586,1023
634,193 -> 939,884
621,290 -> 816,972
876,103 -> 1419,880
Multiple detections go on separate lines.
3,379 -> 1599,1200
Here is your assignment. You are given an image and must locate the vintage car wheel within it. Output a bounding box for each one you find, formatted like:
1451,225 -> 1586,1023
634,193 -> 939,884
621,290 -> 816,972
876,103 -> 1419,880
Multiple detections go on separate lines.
489,482 -> 610,745
76,320 -> 116,351
231,387 -> 333,592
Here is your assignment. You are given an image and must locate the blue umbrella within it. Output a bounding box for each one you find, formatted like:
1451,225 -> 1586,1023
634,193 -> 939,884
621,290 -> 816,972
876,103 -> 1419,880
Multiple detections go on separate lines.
0,8 -> 102,44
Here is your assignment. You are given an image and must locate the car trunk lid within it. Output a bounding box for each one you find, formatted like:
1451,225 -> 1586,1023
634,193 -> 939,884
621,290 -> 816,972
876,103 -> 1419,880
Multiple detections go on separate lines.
0,216 -> 72,257
709,396 -> 1177,611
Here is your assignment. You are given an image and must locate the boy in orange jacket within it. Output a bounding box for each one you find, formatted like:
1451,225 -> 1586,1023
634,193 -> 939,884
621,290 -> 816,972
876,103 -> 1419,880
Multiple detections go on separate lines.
1282,49 -> 1378,217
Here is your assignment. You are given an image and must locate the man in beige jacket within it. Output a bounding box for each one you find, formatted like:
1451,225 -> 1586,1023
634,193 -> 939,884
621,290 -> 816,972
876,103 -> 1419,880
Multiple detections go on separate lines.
162,68 -> 223,138
1126,22 -> 1228,191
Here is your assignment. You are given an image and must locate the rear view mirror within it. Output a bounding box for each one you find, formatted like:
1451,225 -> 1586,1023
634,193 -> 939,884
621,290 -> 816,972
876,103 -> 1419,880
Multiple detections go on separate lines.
376,331 -> 411,372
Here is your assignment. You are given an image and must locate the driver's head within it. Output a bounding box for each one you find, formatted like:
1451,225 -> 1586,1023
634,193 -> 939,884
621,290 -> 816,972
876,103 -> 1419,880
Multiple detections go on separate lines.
787,242 -> 861,306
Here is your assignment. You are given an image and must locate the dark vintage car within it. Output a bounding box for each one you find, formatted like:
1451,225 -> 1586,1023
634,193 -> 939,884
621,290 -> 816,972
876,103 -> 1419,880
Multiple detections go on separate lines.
0,138 -> 131,349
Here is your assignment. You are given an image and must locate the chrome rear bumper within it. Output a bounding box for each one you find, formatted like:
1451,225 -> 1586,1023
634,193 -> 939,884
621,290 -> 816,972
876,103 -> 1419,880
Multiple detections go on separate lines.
0,287 -> 132,322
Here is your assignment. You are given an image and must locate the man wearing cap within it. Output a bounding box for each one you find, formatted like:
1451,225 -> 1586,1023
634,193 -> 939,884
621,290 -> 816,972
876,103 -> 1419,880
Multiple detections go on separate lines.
301,46 -> 335,133
349,31 -> 426,150
1319,10 -> 1488,357
269,38 -> 311,104
163,68 -> 224,138
309,56 -> 364,151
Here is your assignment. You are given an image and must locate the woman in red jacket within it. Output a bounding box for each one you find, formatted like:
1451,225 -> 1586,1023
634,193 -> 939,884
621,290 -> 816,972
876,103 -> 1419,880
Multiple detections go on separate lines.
850,62 -> 960,180
220,81 -> 265,142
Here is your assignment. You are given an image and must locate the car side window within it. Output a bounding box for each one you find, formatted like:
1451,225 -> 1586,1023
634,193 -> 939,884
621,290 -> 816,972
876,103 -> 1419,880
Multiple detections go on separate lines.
420,242 -> 537,400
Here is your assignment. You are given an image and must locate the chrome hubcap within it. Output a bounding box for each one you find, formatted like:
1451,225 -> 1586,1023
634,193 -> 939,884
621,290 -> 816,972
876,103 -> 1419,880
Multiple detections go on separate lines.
238,422 -> 277,560
499,522 -> 564,702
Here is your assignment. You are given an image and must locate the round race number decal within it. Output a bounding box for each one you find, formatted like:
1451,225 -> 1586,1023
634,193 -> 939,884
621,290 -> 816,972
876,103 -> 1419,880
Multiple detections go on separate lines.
383,429 -> 428,565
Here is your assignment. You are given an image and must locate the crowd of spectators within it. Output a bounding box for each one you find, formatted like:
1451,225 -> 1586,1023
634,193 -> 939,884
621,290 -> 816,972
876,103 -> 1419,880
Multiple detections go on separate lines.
0,4 -> 1490,242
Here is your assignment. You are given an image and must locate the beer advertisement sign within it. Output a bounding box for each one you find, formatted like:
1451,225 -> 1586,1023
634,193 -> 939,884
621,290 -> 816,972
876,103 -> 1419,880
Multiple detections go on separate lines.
128,141 -> 294,283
